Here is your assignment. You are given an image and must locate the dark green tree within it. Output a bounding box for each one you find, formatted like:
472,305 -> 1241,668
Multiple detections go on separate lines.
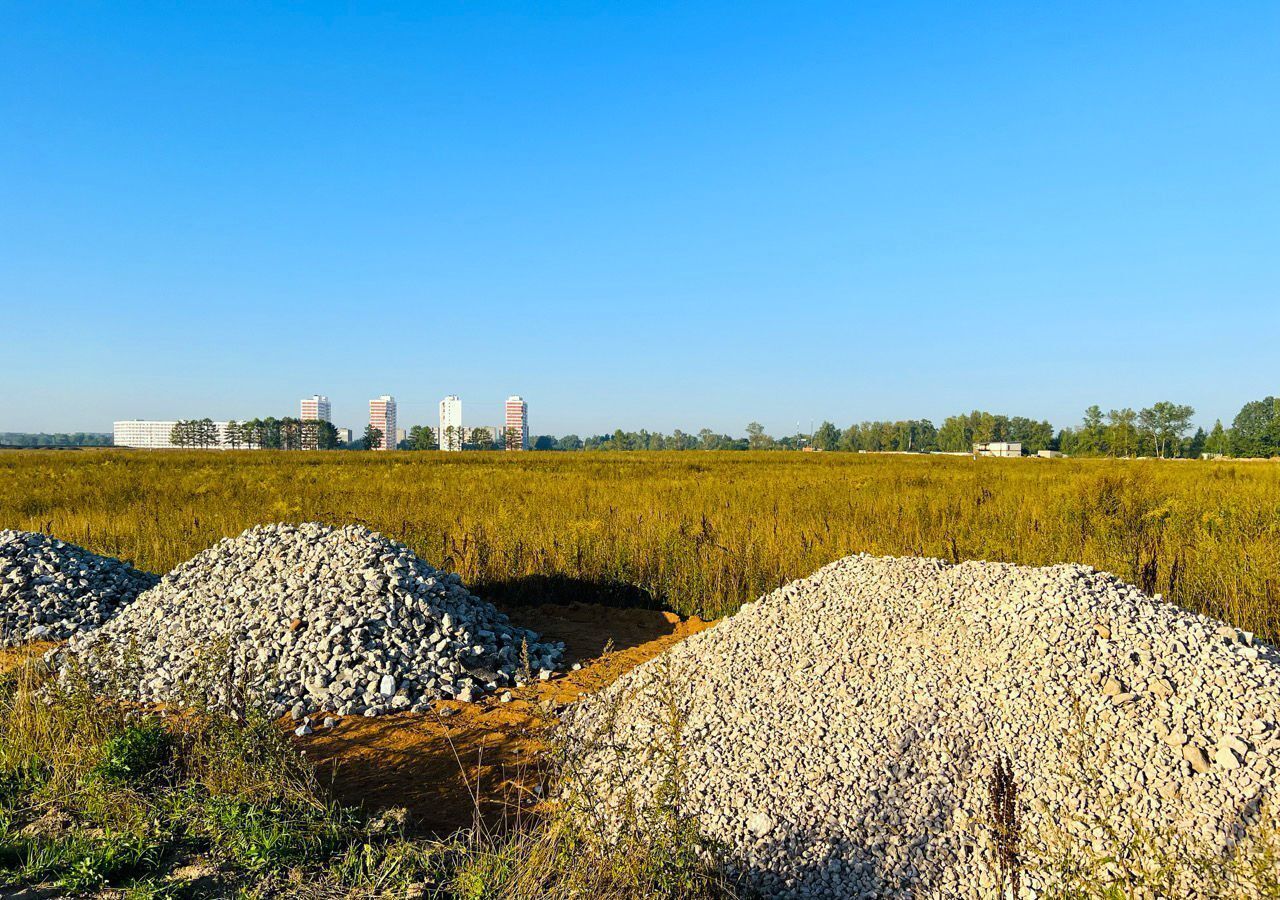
1230,397 -> 1280,458
316,421 -> 340,450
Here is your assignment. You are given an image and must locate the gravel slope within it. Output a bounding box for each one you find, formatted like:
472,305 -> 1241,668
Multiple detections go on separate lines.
567,554 -> 1280,898
67,523 -> 563,719
0,530 -> 158,647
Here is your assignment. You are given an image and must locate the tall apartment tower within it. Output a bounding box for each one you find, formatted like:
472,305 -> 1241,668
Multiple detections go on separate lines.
439,395 -> 463,451
300,394 -> 331,422
299,395 -> 331,450
369,395 -> 397,451
504,396 -> 529,451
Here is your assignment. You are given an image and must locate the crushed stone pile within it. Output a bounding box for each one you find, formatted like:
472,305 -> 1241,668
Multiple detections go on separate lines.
0,530 -> 158,647
67,523 -> 564,719
567,554 -> 1280,898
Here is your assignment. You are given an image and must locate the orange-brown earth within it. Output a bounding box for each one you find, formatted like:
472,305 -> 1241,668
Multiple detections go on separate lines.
298,603 -> 713,835
0,608 -> 711,836
0,642 -> 56,674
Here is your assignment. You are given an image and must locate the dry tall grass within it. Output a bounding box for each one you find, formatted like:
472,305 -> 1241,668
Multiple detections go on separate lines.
1,450 -> 1277,640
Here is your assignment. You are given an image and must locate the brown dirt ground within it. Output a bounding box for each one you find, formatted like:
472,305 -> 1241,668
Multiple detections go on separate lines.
299,603 -> 713,836
0,642 -> 57,674
0,609 -> 712,838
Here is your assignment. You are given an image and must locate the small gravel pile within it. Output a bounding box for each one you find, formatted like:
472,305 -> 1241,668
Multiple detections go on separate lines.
67,523 -> 563,718
0,530 -> 158,647
567,554 -> 1280,897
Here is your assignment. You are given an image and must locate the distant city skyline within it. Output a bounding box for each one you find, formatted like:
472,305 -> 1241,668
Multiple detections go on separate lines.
14,386 -> 1278,440
3,4 -> 1276,435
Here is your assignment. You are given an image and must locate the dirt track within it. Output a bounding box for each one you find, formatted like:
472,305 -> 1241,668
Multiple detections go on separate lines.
299,602 -> 713,835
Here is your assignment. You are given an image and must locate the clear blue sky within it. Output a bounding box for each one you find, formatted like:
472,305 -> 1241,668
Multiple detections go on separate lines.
3,2 -> 1277,436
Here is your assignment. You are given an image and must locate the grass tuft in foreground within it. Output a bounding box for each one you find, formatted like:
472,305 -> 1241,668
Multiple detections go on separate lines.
0,651 -> 728,898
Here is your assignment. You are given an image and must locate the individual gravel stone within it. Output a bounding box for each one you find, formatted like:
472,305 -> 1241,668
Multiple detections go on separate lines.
0,530 -> 158,647
567,554 -> 1280,898
64,523 -> 563,718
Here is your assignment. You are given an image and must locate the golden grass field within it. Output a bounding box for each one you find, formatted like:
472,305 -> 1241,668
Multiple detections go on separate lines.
1,450 -> 1277,641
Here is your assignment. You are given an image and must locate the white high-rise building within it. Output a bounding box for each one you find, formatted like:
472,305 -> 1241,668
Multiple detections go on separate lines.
504,396 -> 529,451
369,395 -> 397,451
300,394 -> 331,422
439,395 -> 463,451
299,395 -> 331,449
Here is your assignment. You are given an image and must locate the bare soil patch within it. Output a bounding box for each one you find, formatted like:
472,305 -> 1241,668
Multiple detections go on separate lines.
298,602 -> 712,835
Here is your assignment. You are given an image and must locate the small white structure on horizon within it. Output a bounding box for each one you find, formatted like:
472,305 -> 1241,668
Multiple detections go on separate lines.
1037,449 -> 1065,459
973,441 -> 1022,458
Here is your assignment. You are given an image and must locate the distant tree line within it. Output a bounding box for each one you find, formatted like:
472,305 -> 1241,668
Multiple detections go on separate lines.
1055,397 -> 1279,460
0,433 -> 113,447
441,395 -> 1280,459
168,418 -> 341,450
397,426 -> 514,451
30,395 -> 1279,458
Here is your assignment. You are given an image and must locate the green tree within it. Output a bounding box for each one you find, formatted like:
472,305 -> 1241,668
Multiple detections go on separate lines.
362,425 -> 383,451
1185,426 -> 1207,459
1138,402 -> 1195,458
1204,419 -> 1229,457
936,415 -> 972,452
407,425 -> 436,450
838,425 -> 861,452
1075,405 -> 1107,456
442,425 -> 461,452
316,421 -> 340,450
1105,408 -> 1138,458
812,421 -> 840,451
745,422 -> 773,450
1230,397 -> 1280,458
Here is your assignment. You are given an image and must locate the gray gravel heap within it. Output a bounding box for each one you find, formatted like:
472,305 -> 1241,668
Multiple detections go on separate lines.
567,554 -> 1280,898
67,523 -> 563,718
0,530 -> 158,647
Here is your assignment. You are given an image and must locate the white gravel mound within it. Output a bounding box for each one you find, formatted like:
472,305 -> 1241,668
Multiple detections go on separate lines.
567,554 -> 1280,898
67,523 -> 563,718
0,530 -> 158,647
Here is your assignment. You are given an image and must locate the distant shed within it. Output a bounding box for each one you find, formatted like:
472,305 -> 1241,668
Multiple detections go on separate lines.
973,441 -> 1022,458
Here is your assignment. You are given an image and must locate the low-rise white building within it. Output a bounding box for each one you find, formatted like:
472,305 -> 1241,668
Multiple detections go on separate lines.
113,420 -> 243,450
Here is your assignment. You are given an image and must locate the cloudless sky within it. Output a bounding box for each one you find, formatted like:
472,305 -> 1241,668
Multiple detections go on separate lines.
3,2 -> 1277,436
